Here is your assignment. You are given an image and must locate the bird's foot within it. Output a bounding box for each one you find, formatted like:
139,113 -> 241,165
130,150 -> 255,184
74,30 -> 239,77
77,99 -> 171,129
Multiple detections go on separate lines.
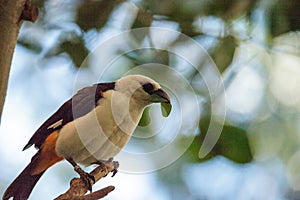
111,160 -> 119,177
93,157 -> 119,177
74,165 -> 95,192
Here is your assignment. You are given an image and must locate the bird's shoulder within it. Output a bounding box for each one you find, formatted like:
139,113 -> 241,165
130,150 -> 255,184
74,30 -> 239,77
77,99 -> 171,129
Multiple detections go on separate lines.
23,82 -> 115,150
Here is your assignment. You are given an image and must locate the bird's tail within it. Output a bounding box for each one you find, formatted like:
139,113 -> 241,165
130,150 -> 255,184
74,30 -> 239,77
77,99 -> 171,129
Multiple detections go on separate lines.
3,131 -> 63,200
2,153 -> 45,200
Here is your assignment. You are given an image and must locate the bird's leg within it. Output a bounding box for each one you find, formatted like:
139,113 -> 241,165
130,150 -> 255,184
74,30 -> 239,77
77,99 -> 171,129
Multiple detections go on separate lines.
93,157 -> 119,177
66,157 -> 95,192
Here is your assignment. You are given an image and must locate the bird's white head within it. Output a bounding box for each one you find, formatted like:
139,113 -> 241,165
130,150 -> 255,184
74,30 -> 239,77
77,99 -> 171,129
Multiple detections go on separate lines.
115,75 -> 170,107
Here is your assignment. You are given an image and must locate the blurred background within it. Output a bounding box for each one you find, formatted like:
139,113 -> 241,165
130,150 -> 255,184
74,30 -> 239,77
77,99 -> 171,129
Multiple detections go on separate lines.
1,0 -> 300,199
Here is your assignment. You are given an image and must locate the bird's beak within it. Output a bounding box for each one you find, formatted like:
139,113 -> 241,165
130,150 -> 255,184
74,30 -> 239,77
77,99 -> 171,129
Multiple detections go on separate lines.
150,89 -> 172,117
150,89 -> 170,104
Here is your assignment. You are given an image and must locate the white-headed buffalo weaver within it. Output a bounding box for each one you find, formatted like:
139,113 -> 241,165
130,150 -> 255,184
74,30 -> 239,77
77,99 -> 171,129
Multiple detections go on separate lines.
3,75 -> 171,200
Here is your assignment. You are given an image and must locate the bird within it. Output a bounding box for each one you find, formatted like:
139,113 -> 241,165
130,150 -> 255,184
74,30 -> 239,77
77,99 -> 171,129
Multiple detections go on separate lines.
3,74 -> 171,200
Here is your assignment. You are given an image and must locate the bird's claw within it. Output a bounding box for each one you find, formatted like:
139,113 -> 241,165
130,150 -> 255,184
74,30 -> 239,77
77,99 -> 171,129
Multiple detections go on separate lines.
82,172 -> 95,192
93,158 -> 119,177
74,166 -> 95,192
111,161 -> 119,177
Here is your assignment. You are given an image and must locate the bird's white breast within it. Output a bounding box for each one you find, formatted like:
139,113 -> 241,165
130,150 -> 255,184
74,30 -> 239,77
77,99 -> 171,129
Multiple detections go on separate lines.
55,90 -> 144,165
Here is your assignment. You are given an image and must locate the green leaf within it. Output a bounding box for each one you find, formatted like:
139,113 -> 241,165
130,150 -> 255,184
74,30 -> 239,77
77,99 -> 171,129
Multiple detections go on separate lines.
76,0 -> 124,31
205,0 -> 257,21
124,49 -> 170,66
132,9 -> 153,29
61,37 -> 90,68
212,36 -> 236,73
161,102 -> 172,117
215,125 -> 252,163
131,9 -> 153,44
138,107 -> 151,127
18,36 -> 42,53
270,0 -> 300,37
184,117 -> 252,163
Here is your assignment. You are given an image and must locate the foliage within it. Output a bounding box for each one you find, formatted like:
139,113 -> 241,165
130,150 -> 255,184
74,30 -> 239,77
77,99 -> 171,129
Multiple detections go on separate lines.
15,0 -> 300,198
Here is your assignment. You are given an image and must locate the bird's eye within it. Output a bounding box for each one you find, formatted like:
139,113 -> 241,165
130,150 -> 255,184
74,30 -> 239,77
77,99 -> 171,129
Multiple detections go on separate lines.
142,83 -> 154,94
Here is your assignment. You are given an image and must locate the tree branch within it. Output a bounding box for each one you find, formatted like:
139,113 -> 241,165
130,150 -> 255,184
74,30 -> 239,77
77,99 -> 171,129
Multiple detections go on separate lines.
20,0 -> 38,22
0,0 -> 38,121
55,161 -> 118,200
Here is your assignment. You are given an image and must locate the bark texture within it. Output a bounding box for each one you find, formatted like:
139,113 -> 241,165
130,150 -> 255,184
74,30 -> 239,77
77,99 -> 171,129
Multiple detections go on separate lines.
0,0 -> 27,120
55,161 -> 118,200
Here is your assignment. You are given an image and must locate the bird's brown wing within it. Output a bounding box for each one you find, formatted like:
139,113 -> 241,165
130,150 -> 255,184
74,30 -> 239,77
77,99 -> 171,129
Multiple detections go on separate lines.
23,82 -> 115,150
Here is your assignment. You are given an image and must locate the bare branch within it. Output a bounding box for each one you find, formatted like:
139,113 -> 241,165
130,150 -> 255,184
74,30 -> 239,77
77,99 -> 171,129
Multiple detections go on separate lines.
55,161 -> 118,200
70,186 -> 115,200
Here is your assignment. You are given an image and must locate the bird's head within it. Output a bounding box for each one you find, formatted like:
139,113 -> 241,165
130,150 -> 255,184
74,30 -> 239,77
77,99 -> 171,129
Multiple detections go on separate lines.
115,75 -> 171,114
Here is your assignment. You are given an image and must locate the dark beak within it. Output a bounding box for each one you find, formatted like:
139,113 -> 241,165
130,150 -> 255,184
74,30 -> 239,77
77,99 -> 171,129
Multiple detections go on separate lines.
150,89 -> 170,103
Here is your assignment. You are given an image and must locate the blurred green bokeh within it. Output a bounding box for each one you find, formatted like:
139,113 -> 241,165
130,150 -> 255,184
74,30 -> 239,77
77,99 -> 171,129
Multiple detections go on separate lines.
3,0 -> 300,199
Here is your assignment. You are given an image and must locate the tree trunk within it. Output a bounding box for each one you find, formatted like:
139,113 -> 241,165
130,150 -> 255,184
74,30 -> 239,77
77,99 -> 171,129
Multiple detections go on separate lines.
0,0 -> 37,121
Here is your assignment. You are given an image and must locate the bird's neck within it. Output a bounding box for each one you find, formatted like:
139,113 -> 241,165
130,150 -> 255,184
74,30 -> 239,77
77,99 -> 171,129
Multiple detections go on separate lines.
129,97 -> 147,122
